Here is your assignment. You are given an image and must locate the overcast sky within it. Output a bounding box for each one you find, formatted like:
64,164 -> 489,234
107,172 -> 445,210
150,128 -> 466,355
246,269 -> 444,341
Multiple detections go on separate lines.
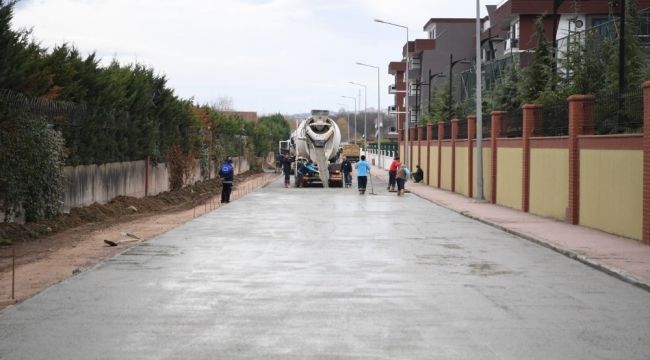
12,0 -> 488,115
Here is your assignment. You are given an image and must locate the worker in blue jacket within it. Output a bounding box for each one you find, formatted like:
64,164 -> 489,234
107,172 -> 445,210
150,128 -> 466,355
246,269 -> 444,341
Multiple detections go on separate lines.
354,155 -> 371,195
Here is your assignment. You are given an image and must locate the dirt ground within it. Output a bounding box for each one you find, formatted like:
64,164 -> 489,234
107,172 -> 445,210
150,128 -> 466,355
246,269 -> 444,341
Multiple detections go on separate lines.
0,171 -> 279,309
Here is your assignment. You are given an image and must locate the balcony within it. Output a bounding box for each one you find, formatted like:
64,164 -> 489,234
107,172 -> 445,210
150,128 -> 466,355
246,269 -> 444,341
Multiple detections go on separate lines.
408,95 -> 419,109
506,37 -> 519,50
388,84 -> 400,94
407,68 -> 421,80
388,61 -> 406,75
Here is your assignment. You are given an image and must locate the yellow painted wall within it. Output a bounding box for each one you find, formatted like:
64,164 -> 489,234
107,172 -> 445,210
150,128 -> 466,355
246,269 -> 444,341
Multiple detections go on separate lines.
415,144 -> 423,171
428,145 -> 438,186
455,147 -> 468,196
530,149 -> 568,221
580,150 -> 642,240
473,147 -> 492,202
441,146 -> 452,190
418,145 -> 429,185
496,147 -> 523,210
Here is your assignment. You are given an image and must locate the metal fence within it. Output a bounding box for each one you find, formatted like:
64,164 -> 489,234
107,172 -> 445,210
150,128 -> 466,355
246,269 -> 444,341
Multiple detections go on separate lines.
0,89 -> 87,128
504,107 -> 523,138
457,118 -> 468,139
594,88 -> 644,134
443,121 -> 452,139
481,113 -> 492,139
431,122 -> 439,139
540,100 -> 569,136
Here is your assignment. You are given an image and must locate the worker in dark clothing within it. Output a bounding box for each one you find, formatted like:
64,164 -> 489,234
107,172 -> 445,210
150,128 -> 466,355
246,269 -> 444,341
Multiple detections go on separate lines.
412,165 -> 424,183
341,155 -> 353,188
218,156 -> 234,203
281,155 -> 293,188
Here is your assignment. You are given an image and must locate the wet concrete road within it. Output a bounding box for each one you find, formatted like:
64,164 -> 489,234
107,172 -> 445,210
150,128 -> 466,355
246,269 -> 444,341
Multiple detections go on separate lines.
1,177 -> 650,359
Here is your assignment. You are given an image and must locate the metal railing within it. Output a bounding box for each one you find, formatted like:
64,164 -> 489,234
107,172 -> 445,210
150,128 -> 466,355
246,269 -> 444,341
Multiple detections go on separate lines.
457,118 -> 468,139
481,113 -> 492,139
540,100 -> 569,136
443,121 -> 452,139
504,108 -> 523,138
594,89 -> 644,134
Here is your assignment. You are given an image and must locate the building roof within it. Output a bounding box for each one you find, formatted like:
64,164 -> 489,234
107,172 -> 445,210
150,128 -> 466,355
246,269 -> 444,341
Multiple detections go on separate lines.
423,18 -> 476,31
388,61 -> 406,75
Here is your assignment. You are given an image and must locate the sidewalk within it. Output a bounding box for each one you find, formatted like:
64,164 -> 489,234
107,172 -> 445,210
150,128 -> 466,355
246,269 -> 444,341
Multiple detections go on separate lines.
372,168 -> 650,292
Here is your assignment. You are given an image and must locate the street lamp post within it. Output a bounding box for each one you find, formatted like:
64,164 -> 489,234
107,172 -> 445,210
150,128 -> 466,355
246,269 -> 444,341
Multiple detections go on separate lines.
349,81 -> 368,150
421,70 -> 445,114
448,54 -> 471,121
375,18 -> 409,168
341,95 -> 357,144
476,0 -> 484,201
355,62 -> 382,166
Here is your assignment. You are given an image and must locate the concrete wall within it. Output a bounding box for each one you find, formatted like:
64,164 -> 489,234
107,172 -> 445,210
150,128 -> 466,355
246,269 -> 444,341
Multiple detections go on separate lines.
62,156 -> 250,212
63,161 -> 147,212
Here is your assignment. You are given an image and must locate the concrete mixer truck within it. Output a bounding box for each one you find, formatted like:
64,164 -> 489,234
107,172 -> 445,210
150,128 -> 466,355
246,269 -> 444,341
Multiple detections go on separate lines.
289,110 -> 343,187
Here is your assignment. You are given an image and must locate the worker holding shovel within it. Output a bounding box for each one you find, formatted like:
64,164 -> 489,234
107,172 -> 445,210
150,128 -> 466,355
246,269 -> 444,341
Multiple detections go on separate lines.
354,155 -> 371,195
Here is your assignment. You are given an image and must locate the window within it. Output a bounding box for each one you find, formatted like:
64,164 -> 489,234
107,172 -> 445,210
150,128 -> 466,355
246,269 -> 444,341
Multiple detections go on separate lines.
428,24 -> 437,39
591,17 -> 611,39
511,20 -> 519,41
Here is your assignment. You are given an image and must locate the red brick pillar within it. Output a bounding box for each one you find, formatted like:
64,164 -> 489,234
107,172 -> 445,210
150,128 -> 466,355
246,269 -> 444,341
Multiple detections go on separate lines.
426,123 -> 433,185
467,115 -> 476,198
522,104 -> 543,212
451,118 -> 458,193
491,111 -> 506,204
410,127 -> 417,170
438,122 -> 444,188
643,82 -> 650,244
568,95 -> 595,225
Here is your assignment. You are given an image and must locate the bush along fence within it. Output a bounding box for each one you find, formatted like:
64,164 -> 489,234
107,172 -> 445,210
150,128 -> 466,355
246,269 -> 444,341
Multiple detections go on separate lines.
385,84 -> 650,245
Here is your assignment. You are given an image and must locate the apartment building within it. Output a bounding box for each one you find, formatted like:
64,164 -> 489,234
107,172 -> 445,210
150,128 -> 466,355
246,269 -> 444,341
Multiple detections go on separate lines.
387,18 -> 475,137
480,0 -> 650,87
388,0 -> 650,146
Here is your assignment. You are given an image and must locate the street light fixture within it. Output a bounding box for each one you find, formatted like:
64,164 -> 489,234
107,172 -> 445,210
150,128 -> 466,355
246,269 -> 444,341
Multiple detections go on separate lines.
355,62 -> 383,167
341,95 -> 357,144
374,18 -> 409,167
448,54 -> 472,121
420,70 -> 446,114
349,81 -> 368,150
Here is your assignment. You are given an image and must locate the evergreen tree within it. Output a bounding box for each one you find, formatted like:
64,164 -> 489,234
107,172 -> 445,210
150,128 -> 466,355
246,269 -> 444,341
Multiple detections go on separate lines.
519,16 -> 555,104
431,82 -> 452,122
487,64 -> 522,112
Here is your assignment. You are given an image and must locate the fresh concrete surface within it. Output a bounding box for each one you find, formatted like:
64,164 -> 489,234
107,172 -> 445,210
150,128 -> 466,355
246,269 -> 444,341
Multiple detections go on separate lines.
1,176 -> 649,359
